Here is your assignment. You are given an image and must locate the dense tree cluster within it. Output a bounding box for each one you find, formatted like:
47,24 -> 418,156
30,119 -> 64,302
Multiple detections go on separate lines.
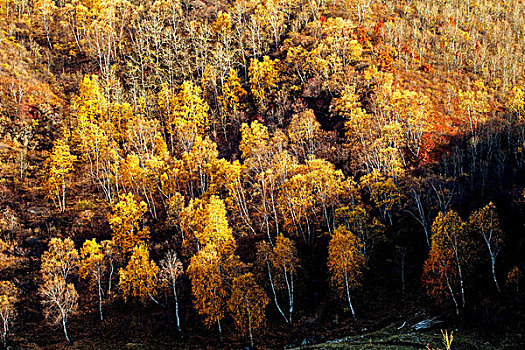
0,0 -> 524,348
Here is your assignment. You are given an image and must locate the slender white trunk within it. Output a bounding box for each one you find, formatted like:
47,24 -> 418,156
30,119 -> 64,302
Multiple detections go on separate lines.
62,317 -> 70,344
217,316 -> 222,341
148,292 -> 163,306
283,264 -> 293,324
246,299 -> 254,347
172,281 -> 181,332
108,260 -> 114,297
491,256 -> 501,293
445,271 -> 460,315
345,272 -> 357,321
2,318 -> 7,348
97,275 -> 104,321
456,254 -> 466,308
266,261 -> 289,324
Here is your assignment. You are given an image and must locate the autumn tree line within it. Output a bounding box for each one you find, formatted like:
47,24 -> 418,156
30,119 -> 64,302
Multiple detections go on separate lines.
0,0 -> 524,347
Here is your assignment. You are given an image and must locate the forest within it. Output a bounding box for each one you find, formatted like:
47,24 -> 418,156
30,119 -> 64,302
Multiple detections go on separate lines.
0,0 -> 524,349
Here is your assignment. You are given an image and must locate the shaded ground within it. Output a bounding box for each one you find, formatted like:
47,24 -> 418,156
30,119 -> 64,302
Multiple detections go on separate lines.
290,324 -> 517,350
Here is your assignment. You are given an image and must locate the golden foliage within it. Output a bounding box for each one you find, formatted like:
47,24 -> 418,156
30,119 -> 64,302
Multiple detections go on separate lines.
79,239 -> 105,281
108,193 -> 150,255
41,237 -> 79,283
219,68 -> 247,116
118,244 -> 159,303
0,280 -> 17,346
228,273 -> 269,346
187,244 -> 229,329
249,56 -> 280,112
328,226 -> 365,299
43,138 -> 77,212
159,81 -> 210,153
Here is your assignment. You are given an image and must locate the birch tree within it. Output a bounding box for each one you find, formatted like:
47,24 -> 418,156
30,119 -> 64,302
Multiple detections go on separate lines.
40,276 -> 78,344
79,239 -> 106,321
43,139 -> 77,212
159,249 -> 183,332
228,273 -> 269,347
0,281 -> 17,348
469,202 -> 504,292
328,226 -> 365,321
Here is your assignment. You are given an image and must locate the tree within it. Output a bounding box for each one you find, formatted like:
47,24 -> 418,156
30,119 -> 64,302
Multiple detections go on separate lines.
360,170 -> 400,225
256,241 -> 288,324
0,281 -> 17,348
197,196 -> 236,253
43,138 -> 77,212
159,81 -> 210,154
422,242 -> 460,315
101,240 -> 118,298
328,226 -> 365,321
187,244 -> 229,338
33,0 -> 57,48
305,156 -> 349,235
187,195 -> 243,338
337,205 -> 384,259
457,80 -> 490,146
270,235 -> 298,324
159,249 -> 183,332
0,239 -> 16,273
287,109 -> 322,160
228,273 -> 269,347
279,171 -> 316,244
249,56 -> 279,113
73,75 -> 119,203
79,239 -> 106,321
218,67 -> 247,136
118,244 -> 159,304
41,238 -> 79,284
469,202 -> 504,292
239,120 -> 272,173
39,276 -> 78,344
220,68 -> 247,115
506,266 -> 521,293
40,237 -> 80,343
177,135 -> 224,200
507,85 -> 525,118
424,211 -> 469,313
108,193 -> 150,255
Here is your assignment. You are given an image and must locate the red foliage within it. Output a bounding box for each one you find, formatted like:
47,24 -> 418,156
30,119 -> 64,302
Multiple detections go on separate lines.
353,26 -> 370,46
377,49 -> 393,72
371,20 -> 385,45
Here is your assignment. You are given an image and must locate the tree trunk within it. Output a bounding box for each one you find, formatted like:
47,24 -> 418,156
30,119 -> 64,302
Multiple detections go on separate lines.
108,261 -> 114,297
267,261 -> 289,324
284,264 -> 293,325
217,316 -> 223,342
345,273 -> 357,321
172,283 -> 181,332
98,276 -> 104,321
247,299 -> 254,348
2,320 -> 7,348
491,256 -> 501,293
457,257 -> 466,309
62,317 -> 71,344
445,271 -> 460,316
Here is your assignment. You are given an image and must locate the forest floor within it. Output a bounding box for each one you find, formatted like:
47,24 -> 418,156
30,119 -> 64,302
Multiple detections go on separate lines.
289,323 -> 515,350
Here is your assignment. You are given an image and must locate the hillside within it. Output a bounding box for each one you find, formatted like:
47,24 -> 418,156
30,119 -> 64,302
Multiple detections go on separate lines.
0,0 -> 524,349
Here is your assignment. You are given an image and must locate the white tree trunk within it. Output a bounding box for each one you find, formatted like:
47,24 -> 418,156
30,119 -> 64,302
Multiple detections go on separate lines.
491,256 -> 501,293
267,261 -> 289,324
172,281 -> 181,332
345,273 -> 357,321
62,317 -> 70,344
97,276 -> 104,321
